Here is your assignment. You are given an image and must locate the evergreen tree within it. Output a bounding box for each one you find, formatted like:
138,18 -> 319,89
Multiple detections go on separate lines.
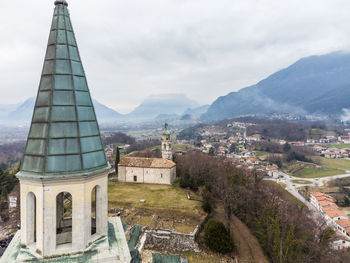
283,142 -> 291,152
115,147 -> 120,174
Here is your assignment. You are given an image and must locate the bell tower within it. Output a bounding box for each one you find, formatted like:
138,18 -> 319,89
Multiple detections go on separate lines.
161,123 -> 173,160
5,1 -> 131,261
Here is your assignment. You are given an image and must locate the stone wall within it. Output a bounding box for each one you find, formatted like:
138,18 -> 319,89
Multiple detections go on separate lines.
118,166 -> 176,185
140,227 -> 200,253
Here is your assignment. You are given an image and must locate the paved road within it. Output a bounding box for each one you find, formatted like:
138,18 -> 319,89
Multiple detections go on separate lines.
266,172 -> 316,211
265,171 -> 350,213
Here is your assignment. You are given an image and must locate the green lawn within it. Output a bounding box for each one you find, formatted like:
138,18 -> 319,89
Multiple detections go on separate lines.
312,156 -> 350,171
292,167 -> 343,178
108,182 -> 206,233
283,157 -> 350,178
291,179 -> 313,184
109,182 -> 202,210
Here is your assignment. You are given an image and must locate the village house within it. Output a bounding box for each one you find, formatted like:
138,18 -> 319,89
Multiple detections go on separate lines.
118,157 -> 176,185
339,136 -> 350,144
310,192 -> 348,229
246,134 -> 261,142
266,166 -> 279,178
310,192 -> 334,211
332,237 -> 350,250
335,219 -> 350,237
118,124 -> 177,185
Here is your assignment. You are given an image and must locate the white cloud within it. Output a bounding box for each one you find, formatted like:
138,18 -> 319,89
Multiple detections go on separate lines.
1,0 -> 350,113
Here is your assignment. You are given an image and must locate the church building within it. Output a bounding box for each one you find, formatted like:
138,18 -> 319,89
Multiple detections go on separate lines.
0,1 -> 130,262
118,124 -> 177,185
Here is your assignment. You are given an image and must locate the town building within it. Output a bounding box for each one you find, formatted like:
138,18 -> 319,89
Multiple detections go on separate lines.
0,1 -> 130,262
310,192 -> 350,241
266,166 -> 279,178
118,125 -> 176,185
118,157 -> 176,185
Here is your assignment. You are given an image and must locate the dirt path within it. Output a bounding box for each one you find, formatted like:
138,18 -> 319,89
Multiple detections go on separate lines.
213,203 -> 269,263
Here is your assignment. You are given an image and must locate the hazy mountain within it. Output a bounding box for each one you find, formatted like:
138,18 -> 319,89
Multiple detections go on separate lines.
92,99 -> 122,123
201,52 -> 350,121
0,103 -> 21,118
4,97 -> 36,123
127,94 -> 199,120
0,97 -> 122,124
181,105 -> 210,120
183,105 -> 210,115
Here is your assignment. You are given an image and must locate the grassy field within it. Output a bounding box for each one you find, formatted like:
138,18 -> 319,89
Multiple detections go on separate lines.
292,167 -> 343,178
314,157 -> 350,171
108,182 -> 206,233
283,157 -> 350,178
291,179 -> 313,184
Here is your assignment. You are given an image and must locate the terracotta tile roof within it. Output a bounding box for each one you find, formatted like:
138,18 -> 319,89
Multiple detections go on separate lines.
319,200 -> 337,207
311,192 -> 331,198
323,208 -> 347,218
336,219 -> 350,229
118,157 -> 176,168
316,196 -> 334,202
311,192 -> 324,197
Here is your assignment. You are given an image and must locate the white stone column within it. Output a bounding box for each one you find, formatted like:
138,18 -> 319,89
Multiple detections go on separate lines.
42,188 -> 56,256
96,176 -> 108,236
72,183 -> 88,251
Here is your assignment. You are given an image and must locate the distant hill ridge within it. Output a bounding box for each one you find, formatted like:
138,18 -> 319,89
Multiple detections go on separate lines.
201,52 -> 350,121
0,93 -> 202,124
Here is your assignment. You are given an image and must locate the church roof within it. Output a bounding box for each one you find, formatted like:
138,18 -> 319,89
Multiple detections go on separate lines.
18,1 -> 109,179
118,157 -> 176,169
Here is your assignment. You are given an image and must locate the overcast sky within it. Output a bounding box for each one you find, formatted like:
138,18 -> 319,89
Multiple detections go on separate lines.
1,0 -> 350,113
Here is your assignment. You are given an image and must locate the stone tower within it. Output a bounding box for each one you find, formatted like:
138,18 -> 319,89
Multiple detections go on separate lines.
2,1 -> 131,261
161,123 -> 173,160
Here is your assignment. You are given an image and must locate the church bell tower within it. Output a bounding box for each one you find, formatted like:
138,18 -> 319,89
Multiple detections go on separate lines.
161,123 -> 173,160
6,1 -> 130,261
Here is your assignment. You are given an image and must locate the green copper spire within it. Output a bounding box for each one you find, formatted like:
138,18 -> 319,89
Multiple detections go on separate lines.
19,1 -> 109,178
163,123 -> 170,135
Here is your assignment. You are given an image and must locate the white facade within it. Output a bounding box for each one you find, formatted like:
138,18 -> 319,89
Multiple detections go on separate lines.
119,165 -> 176,185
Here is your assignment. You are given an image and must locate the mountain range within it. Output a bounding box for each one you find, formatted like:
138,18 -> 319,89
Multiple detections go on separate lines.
0,94 -> 201,125
201,52 -> 350,121
3,52 -> 350,125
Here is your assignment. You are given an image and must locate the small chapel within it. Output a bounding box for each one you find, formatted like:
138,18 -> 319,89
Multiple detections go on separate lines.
118,124 -> 177,185
0,1 -> 130,262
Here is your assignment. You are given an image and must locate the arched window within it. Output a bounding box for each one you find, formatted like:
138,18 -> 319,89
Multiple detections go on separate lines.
26,192 -> 36,244
91,186 -> 96,235
56,192 -> 72,246
91,185 -> 102,236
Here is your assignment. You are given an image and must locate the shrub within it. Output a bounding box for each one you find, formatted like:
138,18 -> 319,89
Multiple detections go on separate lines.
202,200 -> 212,213
203,218 -> 234,253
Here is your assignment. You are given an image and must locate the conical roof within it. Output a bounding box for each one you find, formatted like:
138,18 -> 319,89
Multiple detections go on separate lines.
18,1 -> 109,179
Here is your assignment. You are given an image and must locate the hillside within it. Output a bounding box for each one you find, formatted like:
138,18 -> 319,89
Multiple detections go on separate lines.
127,94 -> 199,120
0,97 -> 122,124
201,52 -> 350,121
